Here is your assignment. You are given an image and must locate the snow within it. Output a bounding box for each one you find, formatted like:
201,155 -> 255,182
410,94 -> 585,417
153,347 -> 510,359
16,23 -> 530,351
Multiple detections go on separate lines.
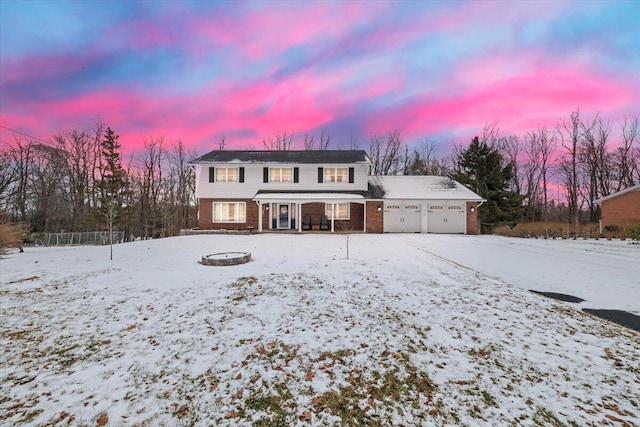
370,175 -> 485,200
254,193 -> 365,201
1,234 -> 638,426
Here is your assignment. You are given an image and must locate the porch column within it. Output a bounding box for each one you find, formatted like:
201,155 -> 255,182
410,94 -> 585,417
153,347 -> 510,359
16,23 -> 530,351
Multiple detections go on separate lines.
331,203 -> 335,232
257,201 -> 263,232
363,201 -> 367,233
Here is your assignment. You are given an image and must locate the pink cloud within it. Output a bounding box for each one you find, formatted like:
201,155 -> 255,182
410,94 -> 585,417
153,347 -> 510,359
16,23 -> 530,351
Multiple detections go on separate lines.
191,2 -> 387,60
364,55 -> 639,143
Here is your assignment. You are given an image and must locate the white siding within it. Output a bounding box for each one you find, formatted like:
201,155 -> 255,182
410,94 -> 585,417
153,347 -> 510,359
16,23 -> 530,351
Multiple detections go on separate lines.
195,163 -> 368,199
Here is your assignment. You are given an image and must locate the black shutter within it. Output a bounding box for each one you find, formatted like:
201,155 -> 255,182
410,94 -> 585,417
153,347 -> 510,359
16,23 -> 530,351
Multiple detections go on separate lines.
263,167 -> 269,183
239,167 -> 245,183
293,167 -> 299,183
318,167 -> 323,183
209,167 -> 215,182
348,167 -> 354,183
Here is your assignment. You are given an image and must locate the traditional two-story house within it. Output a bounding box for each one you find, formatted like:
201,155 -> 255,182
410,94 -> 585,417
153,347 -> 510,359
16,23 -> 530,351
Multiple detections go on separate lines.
191,150 -> 485,234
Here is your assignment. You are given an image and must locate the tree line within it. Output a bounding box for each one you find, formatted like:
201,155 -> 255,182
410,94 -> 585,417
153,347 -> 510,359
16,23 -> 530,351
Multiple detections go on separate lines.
1,110 -> 638,242
1,122 -> 198,241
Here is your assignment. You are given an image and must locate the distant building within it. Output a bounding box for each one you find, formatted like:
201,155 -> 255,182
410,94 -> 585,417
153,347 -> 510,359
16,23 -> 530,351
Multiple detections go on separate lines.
594,184 -> 640,229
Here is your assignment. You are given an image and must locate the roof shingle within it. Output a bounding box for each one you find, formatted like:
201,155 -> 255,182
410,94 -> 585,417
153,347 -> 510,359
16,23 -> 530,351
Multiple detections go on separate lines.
192,150 -> 369,164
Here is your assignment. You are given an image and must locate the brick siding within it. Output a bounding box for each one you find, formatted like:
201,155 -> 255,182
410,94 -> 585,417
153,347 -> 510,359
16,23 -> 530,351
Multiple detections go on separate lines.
601,190 -> 640,228
366,201 -> 384,233
198,198 -> 258,231
466,201 -> 479,235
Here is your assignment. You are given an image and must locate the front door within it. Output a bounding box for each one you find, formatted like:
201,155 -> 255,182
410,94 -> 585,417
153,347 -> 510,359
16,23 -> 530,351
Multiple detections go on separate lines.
278,204 -> 290,229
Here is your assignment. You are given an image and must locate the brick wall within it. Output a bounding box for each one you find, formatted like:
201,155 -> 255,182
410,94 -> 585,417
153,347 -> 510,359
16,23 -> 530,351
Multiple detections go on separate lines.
466,201 -> 479,235
299,202 -> 364,231
366,201 -> 384,233
198,198 -> 258,231
601,190 -> 640,228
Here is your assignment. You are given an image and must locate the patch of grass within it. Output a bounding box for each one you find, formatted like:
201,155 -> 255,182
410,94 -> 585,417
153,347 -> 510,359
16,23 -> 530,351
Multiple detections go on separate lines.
532,406 -> 566,426
231,276 -> 258,287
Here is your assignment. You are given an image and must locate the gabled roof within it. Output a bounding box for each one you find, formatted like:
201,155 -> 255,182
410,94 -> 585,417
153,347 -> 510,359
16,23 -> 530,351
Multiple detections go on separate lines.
594,184 -> 640,205
369,175 -> 485,201
192,150 -> 369,164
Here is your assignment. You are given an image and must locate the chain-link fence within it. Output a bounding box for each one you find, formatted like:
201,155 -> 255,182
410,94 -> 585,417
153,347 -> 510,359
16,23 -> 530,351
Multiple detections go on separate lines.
34,231 -> 125,246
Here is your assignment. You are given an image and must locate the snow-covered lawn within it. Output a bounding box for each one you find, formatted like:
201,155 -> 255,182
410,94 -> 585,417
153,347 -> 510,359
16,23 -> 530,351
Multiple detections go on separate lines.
1,234 -> 638,426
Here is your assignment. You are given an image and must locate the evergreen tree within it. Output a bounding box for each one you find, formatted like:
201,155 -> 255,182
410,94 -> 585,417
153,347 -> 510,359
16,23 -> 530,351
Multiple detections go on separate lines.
451,137 -> 522,231
97,127 -> 128,259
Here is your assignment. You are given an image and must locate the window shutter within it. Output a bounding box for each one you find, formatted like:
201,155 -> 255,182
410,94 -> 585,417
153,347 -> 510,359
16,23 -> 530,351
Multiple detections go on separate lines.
239,167 -> 245,183
348,167 -> 354,183
318,167 -> 323,183
209,167 -> 215,182
293,167 -> 299,183
263,167 -> 269,183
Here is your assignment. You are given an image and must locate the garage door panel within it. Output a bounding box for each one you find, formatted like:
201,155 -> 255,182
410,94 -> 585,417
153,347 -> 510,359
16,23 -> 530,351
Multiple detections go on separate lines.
384,201 -> 421,233
427,202 -> 465,233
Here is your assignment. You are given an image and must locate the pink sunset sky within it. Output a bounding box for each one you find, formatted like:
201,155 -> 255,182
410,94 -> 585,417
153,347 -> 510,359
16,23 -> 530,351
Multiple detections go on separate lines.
1,0 -> 639,155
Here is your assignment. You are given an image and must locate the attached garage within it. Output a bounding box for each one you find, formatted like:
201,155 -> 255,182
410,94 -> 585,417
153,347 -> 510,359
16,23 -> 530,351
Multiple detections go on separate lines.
369,176 -> 485,235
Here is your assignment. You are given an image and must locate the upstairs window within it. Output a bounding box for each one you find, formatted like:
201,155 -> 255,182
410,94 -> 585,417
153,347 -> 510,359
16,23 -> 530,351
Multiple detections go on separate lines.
211,167 -> 242,182
264,167 -> 298,183
270,167 -> 293,183
324,168 -> 348,183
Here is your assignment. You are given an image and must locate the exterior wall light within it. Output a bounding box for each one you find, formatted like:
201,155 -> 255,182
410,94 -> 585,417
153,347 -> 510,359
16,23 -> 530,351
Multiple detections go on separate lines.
377,206 -> 382,212
470,207 -> 475,212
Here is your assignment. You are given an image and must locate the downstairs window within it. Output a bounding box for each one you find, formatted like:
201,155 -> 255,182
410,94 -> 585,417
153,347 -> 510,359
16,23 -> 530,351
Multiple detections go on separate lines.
213,202 -> 246,223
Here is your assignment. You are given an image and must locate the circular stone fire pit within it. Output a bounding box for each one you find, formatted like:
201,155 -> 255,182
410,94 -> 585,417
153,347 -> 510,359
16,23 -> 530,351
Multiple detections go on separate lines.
200,252 -> 251,266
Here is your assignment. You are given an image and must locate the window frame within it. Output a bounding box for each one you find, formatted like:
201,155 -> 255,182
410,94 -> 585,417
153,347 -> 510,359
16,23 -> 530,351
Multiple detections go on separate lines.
269,167 -> 294,183
215,167 -> 240,183
212,202 -> 246,223
325,203 -> 350,220
324,167 -> 349,183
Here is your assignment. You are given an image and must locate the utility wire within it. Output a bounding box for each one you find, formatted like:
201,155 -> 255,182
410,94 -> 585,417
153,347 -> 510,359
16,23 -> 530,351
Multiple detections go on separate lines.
0,125 -> 51,145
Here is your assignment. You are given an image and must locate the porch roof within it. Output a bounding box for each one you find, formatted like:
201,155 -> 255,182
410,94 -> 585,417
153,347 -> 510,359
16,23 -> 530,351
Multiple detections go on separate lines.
253,192 -> 364,203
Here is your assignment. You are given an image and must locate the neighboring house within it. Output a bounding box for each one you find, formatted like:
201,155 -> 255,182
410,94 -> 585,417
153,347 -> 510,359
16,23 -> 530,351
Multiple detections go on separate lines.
594,184 -> 640,229
191,150 -> 485,234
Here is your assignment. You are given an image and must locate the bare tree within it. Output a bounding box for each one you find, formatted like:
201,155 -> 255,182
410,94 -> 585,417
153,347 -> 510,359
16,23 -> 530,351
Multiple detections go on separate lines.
0,142 -> 18,209
135,137 -> 166,238
53,129 -> 102,231
303,133 -> 316,150
557,110 -> 589,228
263,130 -> 294,150
318,129 -> 331,150
368,130 -> 404,175
613,115 -> 639,190
216,135 -> 226,151
480,122 -> 501,147
498,135 -> 522,196
403,138 -> 447,175
348,131 -> 360,150
10,137 -> 35,223
580,115 -> 611,221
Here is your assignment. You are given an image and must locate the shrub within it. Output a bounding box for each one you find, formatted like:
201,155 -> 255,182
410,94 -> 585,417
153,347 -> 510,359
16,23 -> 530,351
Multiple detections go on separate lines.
627,226 -> 640,241
0,219 -> 28,255
493,225 -> 512,236
498,222 -> 602,239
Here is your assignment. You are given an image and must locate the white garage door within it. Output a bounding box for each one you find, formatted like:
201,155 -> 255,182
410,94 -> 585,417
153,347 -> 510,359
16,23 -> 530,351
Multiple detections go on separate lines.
384,201 -> 421,233
427,202 -> 466,233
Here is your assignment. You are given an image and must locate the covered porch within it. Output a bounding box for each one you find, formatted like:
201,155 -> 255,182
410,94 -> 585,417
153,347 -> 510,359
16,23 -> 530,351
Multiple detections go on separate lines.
253,192 -> 367,233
